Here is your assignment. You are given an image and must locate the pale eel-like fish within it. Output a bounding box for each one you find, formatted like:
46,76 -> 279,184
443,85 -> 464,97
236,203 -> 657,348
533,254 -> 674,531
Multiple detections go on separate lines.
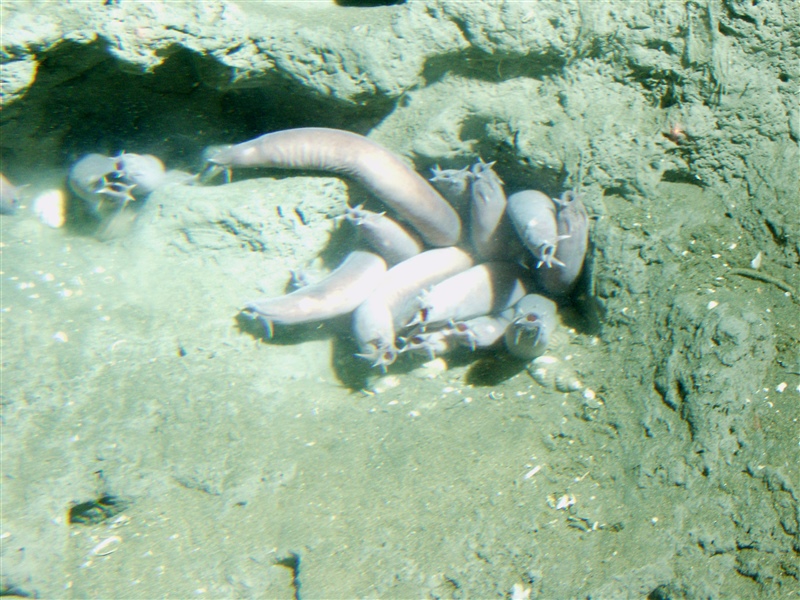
208,128 -> 462,247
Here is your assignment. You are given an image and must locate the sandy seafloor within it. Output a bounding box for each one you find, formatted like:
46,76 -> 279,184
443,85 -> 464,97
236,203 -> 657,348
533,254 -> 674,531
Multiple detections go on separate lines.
1,1 -> 799,598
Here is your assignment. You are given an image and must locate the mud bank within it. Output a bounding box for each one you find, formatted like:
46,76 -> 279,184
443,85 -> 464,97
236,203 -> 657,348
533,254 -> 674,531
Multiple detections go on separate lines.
1,1 -> 797,597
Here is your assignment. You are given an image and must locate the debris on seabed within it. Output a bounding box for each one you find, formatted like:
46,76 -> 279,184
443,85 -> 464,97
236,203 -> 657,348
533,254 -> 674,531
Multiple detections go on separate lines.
547,493 -> 576,511
510,583 -> 531,600
523,465 -> 542,480
411,357 -> 448,379
90,535 -> 121,557
33,189 -> 66,228
367,374 -> 400,394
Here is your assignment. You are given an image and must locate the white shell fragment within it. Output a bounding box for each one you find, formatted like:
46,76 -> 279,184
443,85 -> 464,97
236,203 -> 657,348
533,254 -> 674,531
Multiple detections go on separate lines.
523,465 -> 542,479
556,494 -> 576,510
90,535 -> 122,556
750,251 -> 763,270
547,493 -> 576,510
510,583 -> 531,600
32,189 -> 66,228
582,388 -> 603,408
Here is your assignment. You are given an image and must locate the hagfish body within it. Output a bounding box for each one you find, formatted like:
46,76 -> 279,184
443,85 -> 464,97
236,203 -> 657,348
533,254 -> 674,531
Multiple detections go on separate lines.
245,250 -> 387,335
352,247 -> 473,368
417,262 -> 526,328
345,205 -> 423,265
468,161 -> 517,260
209,128 -> 462,247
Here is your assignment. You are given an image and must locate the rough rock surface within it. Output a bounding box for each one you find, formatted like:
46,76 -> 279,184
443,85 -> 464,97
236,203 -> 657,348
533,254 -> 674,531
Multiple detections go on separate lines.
1,1 -> 798,598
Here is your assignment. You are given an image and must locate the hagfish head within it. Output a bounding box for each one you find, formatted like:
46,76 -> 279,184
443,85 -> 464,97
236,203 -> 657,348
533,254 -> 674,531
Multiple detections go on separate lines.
451,321 -> 480,351
511,313 -> 545,345
68,154 -> 121,208
531,238 -> 565,269
451,314 -> 512,351
69,152 -> 165,215
201,144 -> 235,182
503,294 -> 557,360
343,204 -> 369,225
507,190 -> 564,269
536,191 -> 590,296
504,313 -> 548,360
240,304 -> 276,338
400,329 -> 451,359
469,159 -> 504,188
356,339 -> 399,372
429,164 -> 473,207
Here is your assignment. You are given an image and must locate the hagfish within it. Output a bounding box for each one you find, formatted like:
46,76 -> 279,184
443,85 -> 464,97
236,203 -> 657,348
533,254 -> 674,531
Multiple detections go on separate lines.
468,160 -> 517,260
344,205 -> 423,265
401,328 -> 454,359
352,247 -> 473,369
68,154 -> 121,209
116,153 -> 166,198
417,261 -> 526,328
504,294 -> 558,360
405,309 -> 516,356
209,127 -> 462,247
451,312 -> 513,350
537,192 -> 589,296
244,250 -> 387,336
68,152 -> 165,211
506,190 -> 563,268
429,164 -> 472,208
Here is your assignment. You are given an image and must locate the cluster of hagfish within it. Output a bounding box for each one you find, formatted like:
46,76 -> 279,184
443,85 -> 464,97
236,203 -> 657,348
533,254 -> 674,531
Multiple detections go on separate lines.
204,128 -> 590,373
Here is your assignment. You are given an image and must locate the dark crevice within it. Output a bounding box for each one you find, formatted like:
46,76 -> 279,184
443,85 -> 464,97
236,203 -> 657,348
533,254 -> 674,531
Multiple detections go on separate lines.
661,169 -> 705,186
422,47 -> 565,86
625,61 -> 685,108
764,217 -> 787,246
275,551 -> 301,600
68,494 -> 129,525
721,1 -> 758,27
0,39 -> 396,180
